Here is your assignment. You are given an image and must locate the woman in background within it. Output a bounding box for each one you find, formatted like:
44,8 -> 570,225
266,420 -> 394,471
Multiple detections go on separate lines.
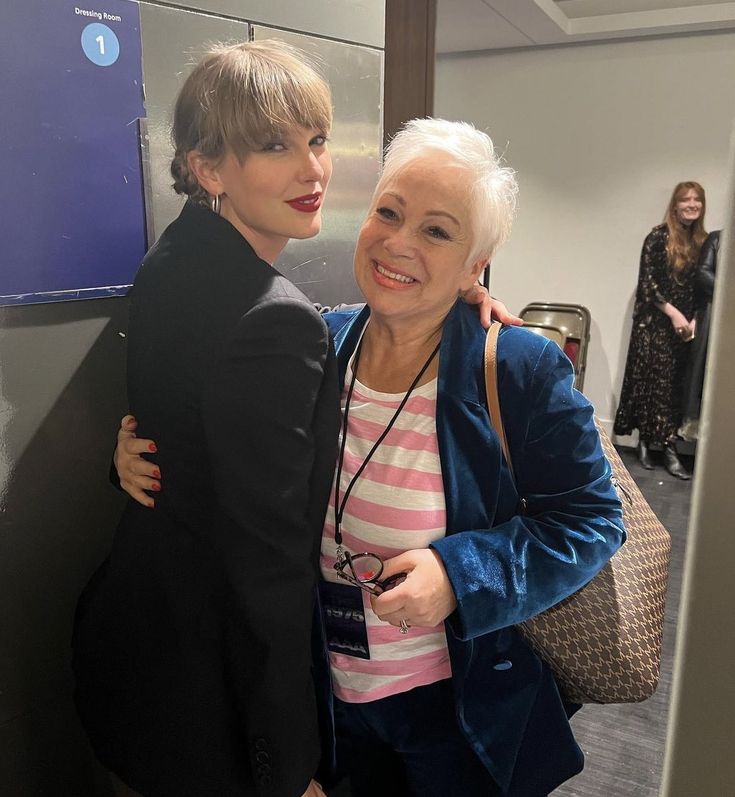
614,181 -> 707,479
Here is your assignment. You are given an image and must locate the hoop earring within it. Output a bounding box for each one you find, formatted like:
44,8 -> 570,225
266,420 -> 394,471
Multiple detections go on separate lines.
211,194 -> 221,215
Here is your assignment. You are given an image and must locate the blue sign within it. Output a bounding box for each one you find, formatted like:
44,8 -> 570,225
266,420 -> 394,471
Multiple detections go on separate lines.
0,1 -> 146,305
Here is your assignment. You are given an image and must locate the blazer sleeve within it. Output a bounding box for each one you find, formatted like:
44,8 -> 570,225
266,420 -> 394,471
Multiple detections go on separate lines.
200,296 -> 329,797
431,340 -> 625,641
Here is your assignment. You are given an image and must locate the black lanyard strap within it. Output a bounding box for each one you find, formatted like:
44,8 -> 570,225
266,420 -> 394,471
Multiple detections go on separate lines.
333,335 -> 441,551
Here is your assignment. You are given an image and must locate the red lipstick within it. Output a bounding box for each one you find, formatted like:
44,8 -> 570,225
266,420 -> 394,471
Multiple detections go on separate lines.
285,193 -> 322,213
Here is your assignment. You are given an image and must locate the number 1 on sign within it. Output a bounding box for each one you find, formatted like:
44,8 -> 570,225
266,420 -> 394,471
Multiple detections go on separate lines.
81,22 -> 120,67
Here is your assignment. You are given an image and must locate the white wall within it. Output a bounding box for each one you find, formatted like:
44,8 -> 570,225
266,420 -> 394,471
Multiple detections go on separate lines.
436,32 -> 735,433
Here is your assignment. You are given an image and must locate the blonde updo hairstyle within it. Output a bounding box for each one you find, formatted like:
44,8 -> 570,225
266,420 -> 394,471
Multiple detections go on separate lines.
170,40 -> 333,205
375,119 -> 518,268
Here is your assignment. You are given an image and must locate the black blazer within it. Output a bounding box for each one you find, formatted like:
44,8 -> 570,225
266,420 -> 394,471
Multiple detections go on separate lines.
682,229 -> 720,422
73,202 -> 340,797
695,229 -> 719,305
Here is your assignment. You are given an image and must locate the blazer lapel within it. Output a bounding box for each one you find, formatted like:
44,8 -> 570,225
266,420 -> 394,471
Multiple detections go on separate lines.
436,301 -> 505,536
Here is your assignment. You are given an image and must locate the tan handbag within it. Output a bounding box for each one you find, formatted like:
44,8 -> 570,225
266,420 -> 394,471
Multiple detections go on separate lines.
484,323 -> 671,704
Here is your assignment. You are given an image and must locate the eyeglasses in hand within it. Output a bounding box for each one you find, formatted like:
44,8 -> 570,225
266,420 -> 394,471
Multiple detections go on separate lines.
334,551 -> 407,596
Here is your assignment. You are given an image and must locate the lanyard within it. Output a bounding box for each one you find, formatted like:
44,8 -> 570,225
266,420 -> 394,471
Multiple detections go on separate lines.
333,334 -> 441,559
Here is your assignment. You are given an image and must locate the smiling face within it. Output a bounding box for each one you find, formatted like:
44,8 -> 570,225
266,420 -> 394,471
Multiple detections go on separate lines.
191,125 -> 332,263
674,187 -> 703,227
354,155 -> 486,332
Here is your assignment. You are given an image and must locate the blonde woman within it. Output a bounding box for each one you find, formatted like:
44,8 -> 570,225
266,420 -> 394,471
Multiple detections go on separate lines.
72,41 -> 340,797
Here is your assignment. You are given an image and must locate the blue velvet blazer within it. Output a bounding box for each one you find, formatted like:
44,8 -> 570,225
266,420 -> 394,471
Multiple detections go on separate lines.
320,300 -> 625,796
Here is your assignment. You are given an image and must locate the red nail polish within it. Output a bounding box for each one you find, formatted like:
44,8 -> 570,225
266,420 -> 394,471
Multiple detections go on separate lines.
147,500 -> 155,509
150,482 -> 161,492
149,443 -> 157,453
152,469 -> 161,479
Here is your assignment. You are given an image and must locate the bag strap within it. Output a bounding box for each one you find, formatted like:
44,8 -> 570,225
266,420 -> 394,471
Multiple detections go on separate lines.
484,322 -> 515,483
485,324 -> 528,516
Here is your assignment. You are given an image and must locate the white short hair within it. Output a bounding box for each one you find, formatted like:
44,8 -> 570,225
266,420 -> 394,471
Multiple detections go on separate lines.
376,118 -> 518,266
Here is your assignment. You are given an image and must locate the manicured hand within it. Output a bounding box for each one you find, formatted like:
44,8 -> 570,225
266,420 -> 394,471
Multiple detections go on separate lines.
370,549 -> 457,629
114,414 -> 161,508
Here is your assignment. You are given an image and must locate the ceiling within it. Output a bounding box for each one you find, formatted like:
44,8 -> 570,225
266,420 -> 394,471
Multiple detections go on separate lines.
436,0 -> 735,53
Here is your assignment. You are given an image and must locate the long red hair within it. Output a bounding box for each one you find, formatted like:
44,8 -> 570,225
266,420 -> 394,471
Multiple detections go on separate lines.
663,181 -> 707,277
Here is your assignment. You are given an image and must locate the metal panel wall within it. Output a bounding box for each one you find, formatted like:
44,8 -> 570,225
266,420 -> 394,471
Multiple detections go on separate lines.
139,11 -> 383,305
0,299 -> 128,796
150,0 -> 385,48
139,3 -> 251,241
254,26 -> 383,306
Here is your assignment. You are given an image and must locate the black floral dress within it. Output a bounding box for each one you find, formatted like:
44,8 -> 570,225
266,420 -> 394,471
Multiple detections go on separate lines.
614,224 -> 697,444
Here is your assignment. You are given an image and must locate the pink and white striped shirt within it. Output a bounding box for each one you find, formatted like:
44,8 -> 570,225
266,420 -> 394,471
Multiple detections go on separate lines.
320,360 -> 451,703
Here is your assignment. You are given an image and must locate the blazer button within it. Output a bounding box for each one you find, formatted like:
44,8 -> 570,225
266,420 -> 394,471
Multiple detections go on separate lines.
256,751 -> 270,764
255,737 -> 268,751
259,774 -> 273,786
493,659 -> 513,671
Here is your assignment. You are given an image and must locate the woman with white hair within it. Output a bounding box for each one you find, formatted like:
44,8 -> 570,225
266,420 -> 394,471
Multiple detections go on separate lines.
314,118 -> 624,795
116,118 -> 624,795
